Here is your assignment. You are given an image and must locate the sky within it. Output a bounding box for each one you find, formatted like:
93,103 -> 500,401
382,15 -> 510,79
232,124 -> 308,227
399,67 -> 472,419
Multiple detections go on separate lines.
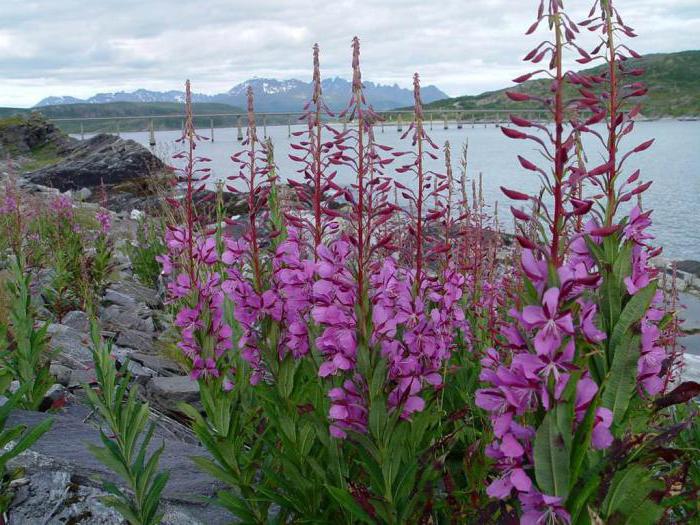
1,0 -> 699,108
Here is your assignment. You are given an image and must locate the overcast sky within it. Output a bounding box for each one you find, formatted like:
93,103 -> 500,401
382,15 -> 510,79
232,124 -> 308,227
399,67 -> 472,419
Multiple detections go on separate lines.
1,0 -> 698,108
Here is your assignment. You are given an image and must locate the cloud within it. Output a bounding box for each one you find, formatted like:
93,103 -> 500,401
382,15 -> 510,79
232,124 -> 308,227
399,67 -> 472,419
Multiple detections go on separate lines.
0,0 -> 698,107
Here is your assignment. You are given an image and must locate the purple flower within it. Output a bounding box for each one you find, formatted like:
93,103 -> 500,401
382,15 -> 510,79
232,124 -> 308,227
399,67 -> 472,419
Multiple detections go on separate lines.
191,357 -> 220,380
519,491 -> 571,525
521,249 -> 548,293
623,206 -> 653,245
522,288 -> 574,356
591,407 -> 613,450
579,301 -> 606,344
95,210 -> 111,234
194,237 -> 218,265
512,340 -> 576,409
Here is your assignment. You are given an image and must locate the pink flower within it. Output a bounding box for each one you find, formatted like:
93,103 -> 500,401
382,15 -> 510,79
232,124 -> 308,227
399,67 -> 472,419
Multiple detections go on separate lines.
191,357 -> 220,380
95,210 -> 111,234
522,288 -> 574,356
591,407 -> 613,449
579,301 -> 606,344
519,491 -> 571,525
623,206 -> 653,245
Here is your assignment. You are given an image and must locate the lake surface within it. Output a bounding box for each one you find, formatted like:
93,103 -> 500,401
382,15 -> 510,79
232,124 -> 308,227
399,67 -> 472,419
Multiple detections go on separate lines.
103,120 -> 700,260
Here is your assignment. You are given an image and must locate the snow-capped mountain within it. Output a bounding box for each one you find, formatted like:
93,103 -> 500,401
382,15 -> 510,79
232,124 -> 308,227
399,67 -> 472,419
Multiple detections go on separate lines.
34,78 -> 448,112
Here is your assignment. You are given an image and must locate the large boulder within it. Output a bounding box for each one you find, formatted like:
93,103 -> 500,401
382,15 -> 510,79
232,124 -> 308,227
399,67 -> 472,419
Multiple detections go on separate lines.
26,133 -> 165,190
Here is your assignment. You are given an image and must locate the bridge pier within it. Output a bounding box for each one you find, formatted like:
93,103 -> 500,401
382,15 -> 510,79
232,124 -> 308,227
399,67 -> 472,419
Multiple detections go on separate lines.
80,123 -> 84,140
397,114 -> 403,133
430,112 -> 433,131
116,122 -> 120,137
457,113 -> 463,130
149,120 -> 156,147
443,114 -> 448,130
237,117 -> 243,141
210,118 -> 215,142
263,116 -> 267,138
288,117 -> 291,138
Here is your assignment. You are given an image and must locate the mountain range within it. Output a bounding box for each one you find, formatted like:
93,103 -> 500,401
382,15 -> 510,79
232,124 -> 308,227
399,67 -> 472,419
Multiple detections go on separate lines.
35,77 -> 448,113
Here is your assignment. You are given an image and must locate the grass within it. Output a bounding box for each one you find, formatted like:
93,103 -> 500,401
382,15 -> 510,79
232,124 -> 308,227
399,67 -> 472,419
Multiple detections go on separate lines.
19,143 -> 62,172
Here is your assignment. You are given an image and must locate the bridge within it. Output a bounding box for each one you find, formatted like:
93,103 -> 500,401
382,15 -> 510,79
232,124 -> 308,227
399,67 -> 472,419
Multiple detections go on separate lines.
47,108 -> 552,145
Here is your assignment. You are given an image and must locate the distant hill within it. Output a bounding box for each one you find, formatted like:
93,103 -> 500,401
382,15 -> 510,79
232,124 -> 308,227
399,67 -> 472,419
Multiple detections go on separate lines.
419,50 -> 700,118
0,102 -> 243,134
33,77 -> 449,113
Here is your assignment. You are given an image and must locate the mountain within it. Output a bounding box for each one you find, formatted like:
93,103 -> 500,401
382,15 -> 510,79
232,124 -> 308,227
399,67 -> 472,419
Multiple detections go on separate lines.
34,77 -> 449,113
0,102 -> 243,134
418,50 -> 700,118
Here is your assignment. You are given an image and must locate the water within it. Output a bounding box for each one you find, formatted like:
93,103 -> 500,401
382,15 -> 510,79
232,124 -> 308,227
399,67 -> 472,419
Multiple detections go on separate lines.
99,120 -> 700,260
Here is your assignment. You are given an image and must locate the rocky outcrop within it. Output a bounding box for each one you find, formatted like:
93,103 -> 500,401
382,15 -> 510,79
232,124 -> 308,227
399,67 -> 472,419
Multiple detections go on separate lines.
0,113 -> 76,157
26,133 -> 165,190
7,404 -> 232,524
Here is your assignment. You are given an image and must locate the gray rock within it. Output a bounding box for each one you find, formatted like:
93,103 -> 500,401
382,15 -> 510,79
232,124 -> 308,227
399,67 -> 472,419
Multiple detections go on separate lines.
7,469 -> 124,525
127,360 -> 157,379
130,353 -> 182,376
47,323 -> 93,369
26,133 -> 165,191
62,310 -> 90,332
68,369 -> 98,388
103,289 -> 137,308
116,328 -> 157,354
100,304 -> 155,333
49,364 -> 72,386
43,384 -> 67,406
147,376 -> 199,413
7,405 -> 232,524
75,187 -> 92,200
110,279 -> 160,307
0,113 -> 76,158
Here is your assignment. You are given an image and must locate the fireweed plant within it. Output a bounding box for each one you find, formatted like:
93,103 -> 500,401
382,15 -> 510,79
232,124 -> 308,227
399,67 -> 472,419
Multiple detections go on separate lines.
477,0 -> 699,523
159,17 -> 699,525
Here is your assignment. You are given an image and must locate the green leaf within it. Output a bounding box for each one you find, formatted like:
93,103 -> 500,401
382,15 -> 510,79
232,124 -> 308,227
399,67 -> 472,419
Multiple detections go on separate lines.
602,335 -> 640,426
325,485 -> 375,524
609,282 -> 657,354
534,411 -> 570,498
602,464 -> 663,524
569,393 -> 597,486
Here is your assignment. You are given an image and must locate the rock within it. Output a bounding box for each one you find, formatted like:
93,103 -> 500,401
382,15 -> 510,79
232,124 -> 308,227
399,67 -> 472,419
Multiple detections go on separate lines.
40,384 -> 67,411
75,187 -> 92,200
68,369 -> 98,388
100,304 -> 155,333
110,279 -> 160,307
131,209 -> 145,221
130,352 -> 182,376
0,113 -> 76,157
26,133 -> 165,191
127,360 -> 157,379
49,364 -> 72,386
7,405 -> 232,524
47,323 -> 93,369
676,260 -> 700,278
7,469 -> 124,525
62,310 -> 90,332
116,328 -> 158,354
102,288 -> 137,308
147,376 -> 199,413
